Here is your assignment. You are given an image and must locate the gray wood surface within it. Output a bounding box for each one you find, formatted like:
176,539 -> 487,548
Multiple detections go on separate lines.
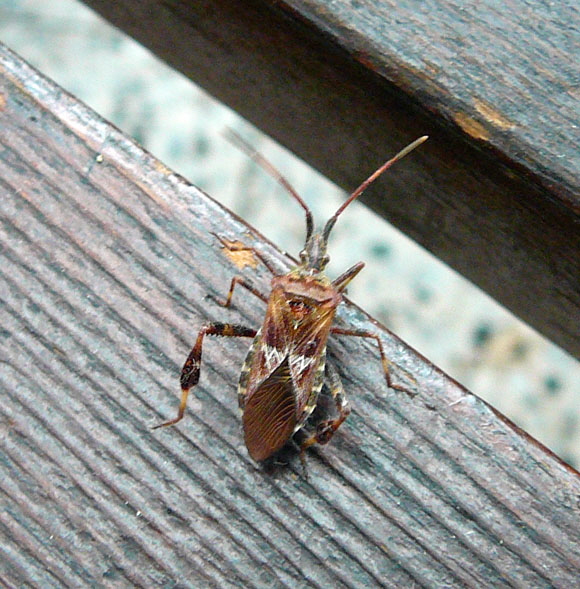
78,0 -> 580,361
1,43 -> 580,587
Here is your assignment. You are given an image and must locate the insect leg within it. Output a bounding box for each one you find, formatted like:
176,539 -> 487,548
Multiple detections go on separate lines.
331,327 -> 417,396
217,276 -> 269,308
300,361 -> 351,457
153,322 -> 257,429
212,233 -> 277,307
212,232 -> 280,275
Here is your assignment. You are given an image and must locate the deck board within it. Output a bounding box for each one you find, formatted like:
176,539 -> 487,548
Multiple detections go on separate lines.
1,42 -> 579,588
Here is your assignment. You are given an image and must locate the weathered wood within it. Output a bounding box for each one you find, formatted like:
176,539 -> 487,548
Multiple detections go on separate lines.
1,43 -> 579,588
78,0 -> 580,360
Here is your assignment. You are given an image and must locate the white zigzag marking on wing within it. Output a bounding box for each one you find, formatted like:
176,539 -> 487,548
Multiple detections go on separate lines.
262,344 -> 287,370
262,345 -> 316,375
289,354 -> 315,375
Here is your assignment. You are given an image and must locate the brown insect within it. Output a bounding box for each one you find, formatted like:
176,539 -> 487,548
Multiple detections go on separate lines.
154,133 -> 427,469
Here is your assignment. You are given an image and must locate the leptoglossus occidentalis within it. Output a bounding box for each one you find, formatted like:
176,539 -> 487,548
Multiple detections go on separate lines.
154,132 -> 427,471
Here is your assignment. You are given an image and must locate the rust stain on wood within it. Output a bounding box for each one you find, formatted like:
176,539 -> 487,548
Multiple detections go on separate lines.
473,99 -> 516,131
455,100 -> 515,140
454,111 -> 491,141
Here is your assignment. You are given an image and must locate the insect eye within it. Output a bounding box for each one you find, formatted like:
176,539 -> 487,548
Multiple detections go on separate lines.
288,300 -> 311,316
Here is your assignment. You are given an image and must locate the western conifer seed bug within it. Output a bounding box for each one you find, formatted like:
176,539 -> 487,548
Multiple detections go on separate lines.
154,133 -> 427,471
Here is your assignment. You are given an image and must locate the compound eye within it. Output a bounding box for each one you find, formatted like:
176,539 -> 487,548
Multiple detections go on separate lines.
288,300 -> 311,318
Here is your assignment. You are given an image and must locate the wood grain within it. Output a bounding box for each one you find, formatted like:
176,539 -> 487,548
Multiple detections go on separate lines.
78,0 -> 580,360
1,43 -> 579,588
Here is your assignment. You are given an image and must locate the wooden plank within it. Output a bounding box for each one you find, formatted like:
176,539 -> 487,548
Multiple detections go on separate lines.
79,0 -> 580,360
1,42 -> 580,587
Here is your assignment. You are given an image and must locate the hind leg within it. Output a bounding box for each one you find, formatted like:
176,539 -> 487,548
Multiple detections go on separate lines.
153,322 -> 257,429
300,361 -> 351,458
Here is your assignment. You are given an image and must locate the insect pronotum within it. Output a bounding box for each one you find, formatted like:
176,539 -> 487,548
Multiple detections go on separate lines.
154,133 -> 428,469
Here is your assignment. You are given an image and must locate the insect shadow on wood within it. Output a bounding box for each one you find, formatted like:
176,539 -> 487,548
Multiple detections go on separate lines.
154,131 -> 428,477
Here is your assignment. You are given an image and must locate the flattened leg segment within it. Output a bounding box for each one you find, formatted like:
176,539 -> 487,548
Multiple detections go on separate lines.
153,322 -> 256,429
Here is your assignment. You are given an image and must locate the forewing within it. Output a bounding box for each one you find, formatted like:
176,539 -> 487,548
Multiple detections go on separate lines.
243,357 -> 297,461
241,283 -> 339,459
246,291 -> 292,386
287,305 -> 335,400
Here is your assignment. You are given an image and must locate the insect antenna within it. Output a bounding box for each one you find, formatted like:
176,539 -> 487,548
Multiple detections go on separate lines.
322,135 -> 428,242
224,129 -> 315,242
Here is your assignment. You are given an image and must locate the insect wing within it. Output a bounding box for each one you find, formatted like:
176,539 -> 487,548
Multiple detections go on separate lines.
241,290 -> 337,461
253,289 -> 336,410
286,307 -> 334,392
243,357 -> 296,461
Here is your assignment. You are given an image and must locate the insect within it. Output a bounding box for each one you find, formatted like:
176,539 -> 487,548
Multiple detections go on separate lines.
154,132 -> 427,469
